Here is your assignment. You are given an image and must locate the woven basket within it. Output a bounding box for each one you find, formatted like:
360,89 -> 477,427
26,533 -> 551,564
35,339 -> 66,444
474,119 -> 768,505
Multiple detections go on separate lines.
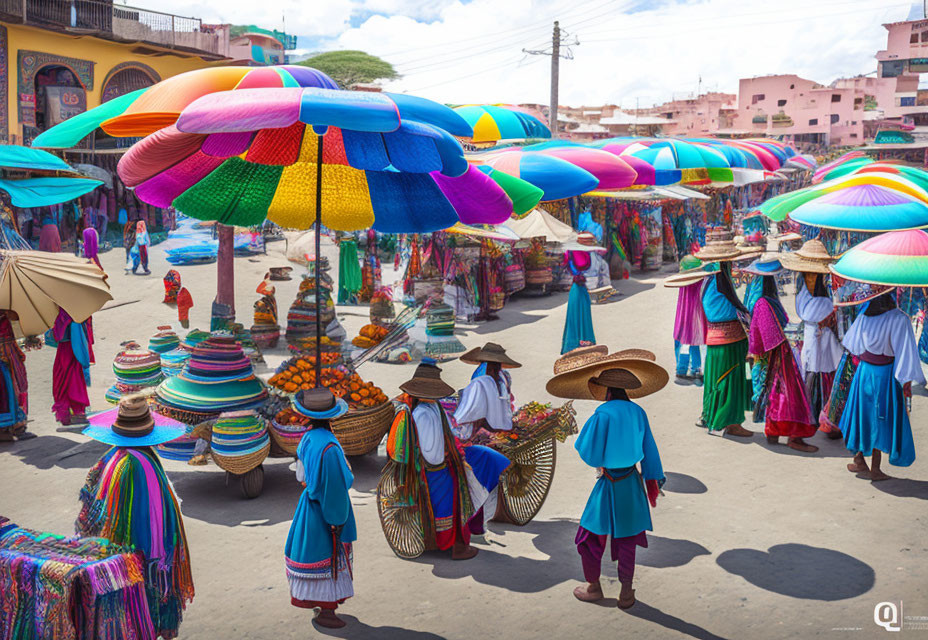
525,268 -> 552,285
332,401 -> 394,456
489,291 -> 506,311
269,419 -> 309,456
212,443 -> 269,475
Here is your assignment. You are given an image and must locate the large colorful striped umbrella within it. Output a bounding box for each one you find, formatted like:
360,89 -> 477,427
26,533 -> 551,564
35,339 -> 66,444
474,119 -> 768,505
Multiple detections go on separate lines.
453,104 -> 551,143
119,87 -> 512,232
625,139 -> 733,184
32,65 -> 339,148
591,139 -> 681,185
788,184 -> 928,232
830,230 -> 928,286
812,151 -> 872,184
519,144 -> 638,190
475,149 -> 599,201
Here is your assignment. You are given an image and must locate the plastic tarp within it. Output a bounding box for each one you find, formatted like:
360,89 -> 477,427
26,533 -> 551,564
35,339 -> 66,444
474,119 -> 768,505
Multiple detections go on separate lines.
0,177 -> 102,207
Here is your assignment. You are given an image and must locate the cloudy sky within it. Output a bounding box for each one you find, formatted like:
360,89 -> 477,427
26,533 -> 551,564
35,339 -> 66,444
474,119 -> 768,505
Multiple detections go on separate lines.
150,0 -> 915,108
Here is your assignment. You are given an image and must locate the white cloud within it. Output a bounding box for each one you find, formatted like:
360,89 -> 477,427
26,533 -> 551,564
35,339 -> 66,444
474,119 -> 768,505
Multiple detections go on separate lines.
134,0 -> 913,107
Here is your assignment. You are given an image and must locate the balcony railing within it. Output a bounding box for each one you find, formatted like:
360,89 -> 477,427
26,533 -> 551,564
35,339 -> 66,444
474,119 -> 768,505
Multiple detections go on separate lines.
2,0 -> 223,56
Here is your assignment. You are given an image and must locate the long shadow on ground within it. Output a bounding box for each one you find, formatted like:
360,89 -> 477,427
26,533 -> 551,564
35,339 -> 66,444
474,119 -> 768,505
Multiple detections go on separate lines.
625,602 -> 730,640
871,477 -> 928,501
2,435 -> 109,470
416,518 -> 710,592
716,543 -> 875,600
313,615 -> 446,639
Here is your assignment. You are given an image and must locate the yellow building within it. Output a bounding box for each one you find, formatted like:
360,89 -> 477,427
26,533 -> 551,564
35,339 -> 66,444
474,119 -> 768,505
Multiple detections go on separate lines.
0,1 -> 233,145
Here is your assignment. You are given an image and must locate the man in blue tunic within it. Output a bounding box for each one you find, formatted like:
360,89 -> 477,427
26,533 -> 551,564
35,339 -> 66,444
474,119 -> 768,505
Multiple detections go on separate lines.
547,346 -> 669,609
285,387 -> 357,629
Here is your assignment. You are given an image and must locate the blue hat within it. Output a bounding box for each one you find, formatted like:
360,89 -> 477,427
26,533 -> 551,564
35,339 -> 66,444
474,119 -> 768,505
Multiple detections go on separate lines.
741,254 -> 785,276
82,396 -> 184,447
293,387 -> 349,420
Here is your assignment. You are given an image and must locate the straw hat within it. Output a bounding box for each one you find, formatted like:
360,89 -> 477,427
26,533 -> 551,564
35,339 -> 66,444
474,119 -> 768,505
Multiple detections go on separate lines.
694,229 -> 743,262
460,342 -> 522,368
269,266 -> 293,281
553,345 -> 607,373
546,347 -> 669,400
740,253 -> 786,276
780,239 -> 834,274
82,394 -> 184,447
663,254 -> 711,288
400,359 -> 456,400
293,387 -> 348,420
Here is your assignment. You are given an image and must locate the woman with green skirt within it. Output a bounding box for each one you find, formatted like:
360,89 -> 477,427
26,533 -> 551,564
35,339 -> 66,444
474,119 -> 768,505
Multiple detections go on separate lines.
695,230 -> 753,437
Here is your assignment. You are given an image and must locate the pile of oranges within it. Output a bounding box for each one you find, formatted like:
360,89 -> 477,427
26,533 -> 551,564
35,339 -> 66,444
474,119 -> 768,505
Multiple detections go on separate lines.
268,358 -> 389,409
351,324 -> 390,349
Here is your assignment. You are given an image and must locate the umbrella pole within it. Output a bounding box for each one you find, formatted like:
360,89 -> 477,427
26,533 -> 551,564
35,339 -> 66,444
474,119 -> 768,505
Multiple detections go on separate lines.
314,134 -> 324,388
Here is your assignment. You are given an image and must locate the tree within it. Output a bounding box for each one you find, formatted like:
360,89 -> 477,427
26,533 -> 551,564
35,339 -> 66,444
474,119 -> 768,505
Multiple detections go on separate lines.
297,50 -> 399,89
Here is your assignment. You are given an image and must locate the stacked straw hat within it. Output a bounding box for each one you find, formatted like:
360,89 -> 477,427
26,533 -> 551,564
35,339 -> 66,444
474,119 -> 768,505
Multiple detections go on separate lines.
154,335 -> 268,424
160,348 -> 191,378
546,346 -> 669,401
105,346 -> 163,404
695,228 -> 758,262
148,328 -> 180,354
780,239 -> 834,274
663,255 -> 712,288
209,410 -> 270,474
740,253 -> 786,276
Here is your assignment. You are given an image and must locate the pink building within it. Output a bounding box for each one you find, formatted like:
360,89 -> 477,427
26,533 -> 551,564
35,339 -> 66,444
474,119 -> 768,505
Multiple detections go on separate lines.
639,93 -> 738,137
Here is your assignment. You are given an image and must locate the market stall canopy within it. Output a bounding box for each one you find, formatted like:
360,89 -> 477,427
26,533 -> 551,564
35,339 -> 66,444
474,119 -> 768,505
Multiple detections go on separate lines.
503,208 -> 576,243
445,223 -> 521,242
474,150 -> 598,201
32,65 -> 340,148
789,183 -> 928,232
0,145 -> 74,172
0,250 -> 112,335
520,143 -> 638,190
830,229 -> 928,287
116,87 -> 514,232
812,151 -> 872,184
453,104 -> 551,143
0,145 -> 102,206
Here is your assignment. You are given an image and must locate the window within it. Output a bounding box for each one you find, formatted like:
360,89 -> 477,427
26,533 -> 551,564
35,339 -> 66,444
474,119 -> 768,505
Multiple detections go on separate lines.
789,84 -> 795,89
901,96 -> 916,106
851,121 -> 857,125
751,94 -> 765,104
850,133 -> 858,138
922,31 -> 928,42
831,94 -> 841,103
808,118 -> 818,125
777,99 -> 787,106
881,60 -> 905,77
830,114 -> 840,124
912,32 -> 920,43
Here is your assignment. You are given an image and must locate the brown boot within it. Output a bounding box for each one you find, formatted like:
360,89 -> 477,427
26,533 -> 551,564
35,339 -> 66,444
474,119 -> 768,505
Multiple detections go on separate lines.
725,424 -> 753,438
766,435 -> 779,445
452,542 -> 479,560
573,581 -> 604,602
788,438 -> 818,453
617,583 -> 636,609
315,608 -> 346,629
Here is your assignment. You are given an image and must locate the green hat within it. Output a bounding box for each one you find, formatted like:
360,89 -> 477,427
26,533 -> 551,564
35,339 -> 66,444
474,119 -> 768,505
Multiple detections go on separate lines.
679,255 -> 703,272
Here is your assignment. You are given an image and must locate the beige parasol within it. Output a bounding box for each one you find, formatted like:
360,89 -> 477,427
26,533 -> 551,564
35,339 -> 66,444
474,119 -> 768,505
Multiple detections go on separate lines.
0,250 -> 112,335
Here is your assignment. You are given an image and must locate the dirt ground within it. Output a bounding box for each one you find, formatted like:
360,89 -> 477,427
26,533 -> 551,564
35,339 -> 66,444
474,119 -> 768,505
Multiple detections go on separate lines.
1,233 -> 926,640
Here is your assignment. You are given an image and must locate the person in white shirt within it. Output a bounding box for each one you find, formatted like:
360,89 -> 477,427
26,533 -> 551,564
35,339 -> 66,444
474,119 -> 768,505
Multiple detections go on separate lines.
454,342 -> 520,439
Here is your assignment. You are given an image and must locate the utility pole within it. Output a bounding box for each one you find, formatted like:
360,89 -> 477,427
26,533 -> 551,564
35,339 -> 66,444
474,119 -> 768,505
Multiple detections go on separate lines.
550,21 -> 560,138
524,21 -> 577,139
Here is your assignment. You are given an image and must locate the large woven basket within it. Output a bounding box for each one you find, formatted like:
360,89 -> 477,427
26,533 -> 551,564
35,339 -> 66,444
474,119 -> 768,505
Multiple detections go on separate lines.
269,419 -> 310,456
331,401 -> 394,456
212,443 -> 270,475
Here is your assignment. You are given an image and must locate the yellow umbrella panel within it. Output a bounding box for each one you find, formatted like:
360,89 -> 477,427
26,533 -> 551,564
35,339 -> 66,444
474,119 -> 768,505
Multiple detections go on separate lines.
0,250 -> 113,335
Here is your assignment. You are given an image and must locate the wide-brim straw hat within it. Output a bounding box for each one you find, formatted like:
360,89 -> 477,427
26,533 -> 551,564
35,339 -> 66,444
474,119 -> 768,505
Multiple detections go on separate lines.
740,253 -> 786,276
460,342 -> 522,368
547,347 -> 668,400
663,269 -> 712,288
695,229 -> 755,262
780,239 -> 834,274
83,394 -> 184,447
400,360 -> 456,399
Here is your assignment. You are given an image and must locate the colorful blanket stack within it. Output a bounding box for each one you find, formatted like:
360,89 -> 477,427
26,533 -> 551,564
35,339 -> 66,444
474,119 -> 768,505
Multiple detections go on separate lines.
157,425 -> 200,462
0,517 -> 155,640
154,335 -> 268,424
149,329 -> 180,354
105,348 -> 163,404
209,410 -> 270,474
426,303 -> 456,337
285,275 -> 345,351
183,329 -> 211,350
251,281 -> 280,349
408,303 -> 465,359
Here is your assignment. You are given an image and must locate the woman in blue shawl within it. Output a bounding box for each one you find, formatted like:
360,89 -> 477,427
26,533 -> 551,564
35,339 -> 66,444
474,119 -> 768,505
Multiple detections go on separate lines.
285,388 -> 357,629
547,346 -> 669,610
562,250 -> 596,354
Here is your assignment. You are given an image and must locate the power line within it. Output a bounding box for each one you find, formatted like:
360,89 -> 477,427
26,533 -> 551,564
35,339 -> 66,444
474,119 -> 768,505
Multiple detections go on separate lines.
406,55 -> 545,93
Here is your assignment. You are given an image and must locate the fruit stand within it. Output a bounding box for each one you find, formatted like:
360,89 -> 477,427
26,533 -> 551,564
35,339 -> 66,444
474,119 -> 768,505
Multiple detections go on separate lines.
377,400 -> 577,559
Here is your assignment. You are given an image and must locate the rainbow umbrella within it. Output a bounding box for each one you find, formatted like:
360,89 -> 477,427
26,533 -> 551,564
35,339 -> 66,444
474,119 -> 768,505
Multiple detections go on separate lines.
784,154 -> 817,170
591,139 -> 681,185
475,149 -> 598,201
473,166 -> 542,214
788,184 -> 928,232
624,139 -> 733,184
118,87 -> 512,232
520,144 -> 638,190
812,151 -> 872,184
453,104 -> 551,143
32,65 -> 340,148
831,230 -> 928,286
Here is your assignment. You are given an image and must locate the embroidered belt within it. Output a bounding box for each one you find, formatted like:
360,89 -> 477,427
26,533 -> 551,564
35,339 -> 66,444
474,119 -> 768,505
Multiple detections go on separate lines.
707,320 -> 745,346
424,460 -> 447,472
860,351 -> 894,366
